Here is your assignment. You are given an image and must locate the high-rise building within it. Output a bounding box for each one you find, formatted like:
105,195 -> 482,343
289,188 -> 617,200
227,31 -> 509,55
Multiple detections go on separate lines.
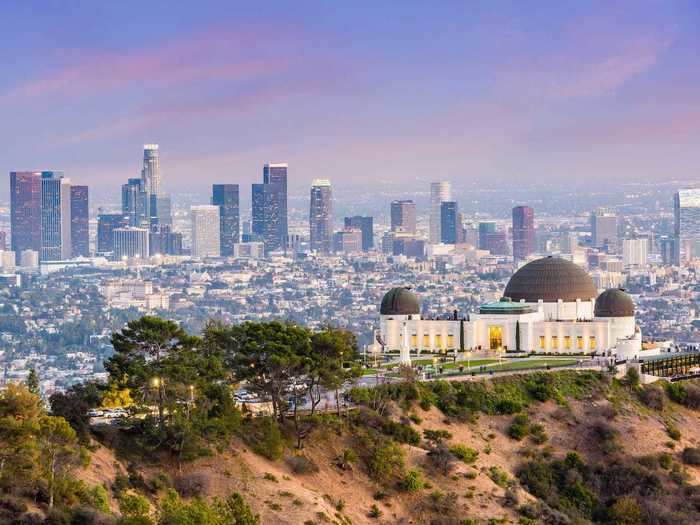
483,231 -> 508,255
141,144 -> 161,196
478,222 -> 496,250
263,163 -> 288,248
40,171 -> 72,261
591,208 -> 618,250
390,200 -> 416,234
70,185 -> 89,257
252,182 -> 284,252
0,231 -> 6,251
10,171 -> 42,263
344,216 -> 374,251
512,206 -> 535,261
622,238 -> 649,267
212,184 -> 240,256
440,201 -> 458,244
113,227 -> 149,259
430,181 -> 451,244
309,179 -> 333,254
333,229 -> 363,254
191,205 -> 220,258
121,178 -> 147,226
97,212 -> 128,255
154,195 -> 172,228
674,189 -> 700,265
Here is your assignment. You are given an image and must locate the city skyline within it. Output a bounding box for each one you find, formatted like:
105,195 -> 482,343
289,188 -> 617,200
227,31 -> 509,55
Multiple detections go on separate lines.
0,1 -> 698,198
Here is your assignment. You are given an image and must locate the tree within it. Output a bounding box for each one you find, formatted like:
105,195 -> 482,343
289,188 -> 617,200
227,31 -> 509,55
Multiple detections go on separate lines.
26,367 -> 40,396
218,492 -> 259,525
38,416 -> 79,508
49,381 -> 102,443
515,320 -> 521,352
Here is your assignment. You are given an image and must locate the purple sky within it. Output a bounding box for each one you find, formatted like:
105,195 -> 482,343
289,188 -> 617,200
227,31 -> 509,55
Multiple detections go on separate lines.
1,0 -> 698,198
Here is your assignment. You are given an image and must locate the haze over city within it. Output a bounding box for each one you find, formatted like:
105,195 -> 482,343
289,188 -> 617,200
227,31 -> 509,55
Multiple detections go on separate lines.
1,0 -> 699,199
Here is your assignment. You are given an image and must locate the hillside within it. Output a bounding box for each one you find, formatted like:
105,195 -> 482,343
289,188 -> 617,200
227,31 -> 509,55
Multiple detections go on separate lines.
67,370 -> 700,525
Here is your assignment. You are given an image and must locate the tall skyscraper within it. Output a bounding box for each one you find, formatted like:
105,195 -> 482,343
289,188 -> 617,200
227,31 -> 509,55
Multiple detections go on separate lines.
70,185 -> 89,257
263,163 -> 288,248
344,216 -> 374,251
622,238 -> 649,267
512,206 -> 535,262
10,171 -> 42,263
252,182 -> 283,252
121,178 -> 147,226
97,212 -> 128,255
430,181 -> 451,244
390,200 -> 417,234
40,171 -> 72,261
212,184 -> 240,256
141,144 -> 161,196
113,227 -> 149,259
309,179 -> 333,254
591,208 -> 618,250
191,205 -> 220,258
440,201 -> 458,244
478,222 -> 496,250
674,189 -> 700,265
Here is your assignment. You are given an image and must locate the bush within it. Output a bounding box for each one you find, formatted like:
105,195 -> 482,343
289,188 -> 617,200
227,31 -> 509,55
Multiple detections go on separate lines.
366,437 -> 405,482
488,466 -> 511,488
286,455 -> 320,474
529,423 -> 548,445
639,385 -> 665,410
623,368 -> 640,387
658,452 -> 673,470
426,442 -> 457,475
368,504 -> 382,518
400,470 -> 424,492
423,429 -> 452,445
246,417 -> 284,461
174,473 -> 209,498
449,444 -> 479,464
682,447 -> 700,465
508,414 -> 530,441
607,496 -> 642,525
495,398 -> 522,415
666,422 -> 682,441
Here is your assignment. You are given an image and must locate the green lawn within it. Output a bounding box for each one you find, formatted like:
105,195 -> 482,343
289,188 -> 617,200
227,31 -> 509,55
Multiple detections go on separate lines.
479,358 -> 578,373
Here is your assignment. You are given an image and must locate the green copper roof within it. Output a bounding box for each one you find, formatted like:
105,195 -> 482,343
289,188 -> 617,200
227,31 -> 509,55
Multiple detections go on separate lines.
479,298 -> 535,315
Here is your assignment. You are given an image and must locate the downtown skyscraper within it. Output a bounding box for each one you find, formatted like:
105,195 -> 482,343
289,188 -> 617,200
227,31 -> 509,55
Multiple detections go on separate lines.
390,200 -> 417,234
430,181 -> 451,244
512,205 -> 535,262
212,184 -> 240,256
70,185 -> 89,257
344,216 -> 374,251
140,144 -> 171,227
252,163 -> 288,252
40,171 -> 72,261
674,188 -> 700,265
10,171 -> 42,262
191,205 -> 220,258
309,179 -> 333,254
440,201 -> 458,244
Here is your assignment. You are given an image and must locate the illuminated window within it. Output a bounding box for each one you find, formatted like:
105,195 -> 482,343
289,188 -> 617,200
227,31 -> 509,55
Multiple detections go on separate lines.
411,335 -> 417,348
589,336 -> 597,350
539,336 -> 545,349
564,336 -> 571,350
435,335 -> 443,349
447,335 -> 455,348
552,336 -> 559,349
577,336 -> 584,350
423,335 -> 430,347
489,325 -> 503,350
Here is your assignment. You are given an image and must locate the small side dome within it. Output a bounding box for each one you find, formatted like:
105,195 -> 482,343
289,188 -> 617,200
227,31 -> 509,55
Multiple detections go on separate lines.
380,287 -> 420,315
595,288 -> 635,317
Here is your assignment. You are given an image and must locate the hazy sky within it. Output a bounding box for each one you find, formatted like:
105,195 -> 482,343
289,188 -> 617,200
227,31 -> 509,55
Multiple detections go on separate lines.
1,0 -> 698,198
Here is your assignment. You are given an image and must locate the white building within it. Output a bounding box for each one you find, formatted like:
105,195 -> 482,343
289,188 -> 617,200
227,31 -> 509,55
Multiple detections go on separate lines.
233,242 -> 265,259
113,227 -> 149,260
622,238 -> 649,267
191,205 -> 220,258
374,257 -> 643,364
430,181 -> 451,244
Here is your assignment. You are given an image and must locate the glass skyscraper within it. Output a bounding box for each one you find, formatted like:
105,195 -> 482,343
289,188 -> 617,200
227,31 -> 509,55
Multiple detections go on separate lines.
344,216 -> 374,251
390,200 -> 416,234
40,171 -> 71,261
512,205 -> 535,262
440,201 -> 458,244
10,171 -> 42,263
70,185 -> 89,257
263,163 -> 288,248
309,179 -> 333,254
212,184 -> 240,256
122,178 -> 147,226
674,189 -> 700,264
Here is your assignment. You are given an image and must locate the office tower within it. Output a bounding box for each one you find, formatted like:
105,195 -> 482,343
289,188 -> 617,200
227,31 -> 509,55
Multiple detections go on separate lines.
659,237 -> 676,265
212,184 -> 240,256
233,242 -> 265,259
478,222 -> 496,250
121,178 -> 147,226
344,216 -> 374,251
622,238 -> 649,267
191,205 -> 220,258
163,227 -> 183,256
40,171 -> 71,261
390,200 -> 417,234
263,163 -> 288,248
333,229 -> 363,253
512,206 -> 535,261
430,181 -> 451,244
19,249 -> 39,269
97,213 -> 128,255
309,179 -> 333,254
591,208 -> 618,250
674,189 -> 700,265
70,185 -> 89,257
154,195 -> 172,227
440,201 -> 458,244
141,144 -> 161,196
10,171 -> 42,263
252,182 -> 283,252
113,227 -> 149,259
0,231 -> 6,251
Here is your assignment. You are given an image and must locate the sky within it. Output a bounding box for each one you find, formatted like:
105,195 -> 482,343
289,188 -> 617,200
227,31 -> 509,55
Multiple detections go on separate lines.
1,0 -> 699,200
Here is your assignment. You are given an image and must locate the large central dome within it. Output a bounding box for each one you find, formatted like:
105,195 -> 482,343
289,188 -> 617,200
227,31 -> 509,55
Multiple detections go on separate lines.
504,257 -> 597,303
